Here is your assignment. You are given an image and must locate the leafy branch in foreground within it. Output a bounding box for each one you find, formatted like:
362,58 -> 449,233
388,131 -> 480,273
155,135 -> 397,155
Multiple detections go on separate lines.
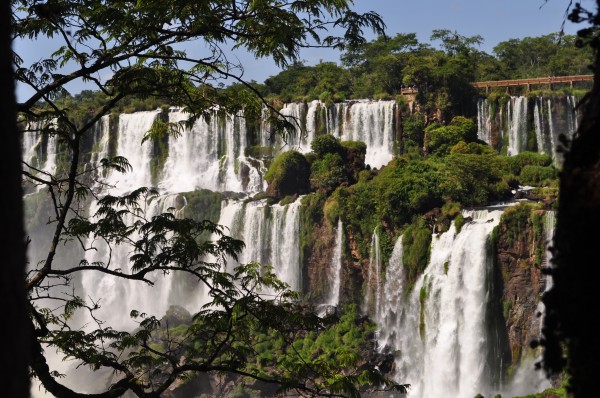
29,188 -> 407,397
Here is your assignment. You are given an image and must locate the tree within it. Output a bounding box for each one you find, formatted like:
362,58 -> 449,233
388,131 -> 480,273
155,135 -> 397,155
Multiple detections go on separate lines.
341,33 -> 422,97
10,1 -> 411,397
1,1 -> 29,396
542,2 -> 600,397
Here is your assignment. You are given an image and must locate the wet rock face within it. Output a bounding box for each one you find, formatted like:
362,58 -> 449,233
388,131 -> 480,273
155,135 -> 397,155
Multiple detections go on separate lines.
494,209 -> 547,368
305,222 -> 336,302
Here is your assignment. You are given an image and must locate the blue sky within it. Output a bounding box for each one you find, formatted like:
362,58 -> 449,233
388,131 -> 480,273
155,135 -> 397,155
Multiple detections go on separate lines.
14,0 -> 595,100
233,0 -> 595,82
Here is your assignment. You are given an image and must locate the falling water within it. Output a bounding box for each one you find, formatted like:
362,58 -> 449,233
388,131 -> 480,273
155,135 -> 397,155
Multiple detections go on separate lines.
477,98 -> 492,145
217,198 -> 302,292
160,108 -> 265,193
104,110 -> 159,194
376,235 -> 404,351
533,99 -> 546,155
507,97 -> 528,156
325,219 -> 344,307
80,194 -> 185,331
382,210 -> 502,398
338,100 -> 395,168
364,228 -> 381,318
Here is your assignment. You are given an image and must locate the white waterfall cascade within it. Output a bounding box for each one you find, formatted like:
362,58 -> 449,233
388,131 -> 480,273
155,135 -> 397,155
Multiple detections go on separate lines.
477,95 -> 579,164
265,100 -> 397,169
338,100 -> 395,168
376,235 -> 404,352
160,108 -> 266,193
89,115 -> 110,177
507,96 -> 528,156
80,194 -> 192,332
364,228 -> 382,319
216,198 -> 302,293
533,99 -> 546,155
477,98 -> 492,145
381,210 -> 502,398
325,219 -> 344,307
105,110 -> 159,194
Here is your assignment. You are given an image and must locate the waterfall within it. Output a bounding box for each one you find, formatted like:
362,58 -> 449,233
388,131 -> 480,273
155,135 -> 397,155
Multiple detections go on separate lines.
267,100 -> 396,168
507,96 -> 528,156
105,110 -> 159,194
80,194 -> 185,331
376,235 -> 404,351
533,98 -> 546,155
364,228 -> 382,318
325,219 -> 344,307
477,95 -> 580,164
159,108 -> 265,193
477,98 -> 492,145
217,198 -> 302,292
338,100 -> 395,168
382,210 -> 502,398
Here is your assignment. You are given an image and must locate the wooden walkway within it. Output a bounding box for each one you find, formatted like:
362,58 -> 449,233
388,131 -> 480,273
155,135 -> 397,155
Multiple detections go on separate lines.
400,75 -> 593,95
472,75 -> 593,93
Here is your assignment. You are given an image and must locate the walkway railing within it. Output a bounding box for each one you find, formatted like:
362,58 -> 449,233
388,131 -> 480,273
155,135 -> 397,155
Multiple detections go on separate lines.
472,75 -> 593,93
400,75 -> 593,95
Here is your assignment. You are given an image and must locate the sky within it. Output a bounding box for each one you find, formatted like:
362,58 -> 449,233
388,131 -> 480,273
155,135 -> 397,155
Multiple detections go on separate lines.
14,0 -> 596,101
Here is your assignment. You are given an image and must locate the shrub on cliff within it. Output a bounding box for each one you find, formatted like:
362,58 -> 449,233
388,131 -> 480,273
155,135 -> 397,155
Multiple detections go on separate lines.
425,116 -> 478,155
311,134 -> 343,158
519,165 -> 557,186
341,140 -> 367,180
310,153 -> 349,193
265,150 -> 310,199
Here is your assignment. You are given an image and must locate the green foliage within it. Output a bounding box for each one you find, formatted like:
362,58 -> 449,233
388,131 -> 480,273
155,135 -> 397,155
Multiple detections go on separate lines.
493,34 -> 593,79
442,152 -> 509,206
17,0 -> 395,396
181,189 -> 223,224
454,213 -> 466,234
519,165 -> 557,186
503,300 -> 513,319
244,145 -> 274,159
403,221 -> 432,291
310,153 -> 349,193
402,113 -> 426,153
311,134 -> 344,158
499,203 -> 544,245
264,150 -> 310,199
425,116 -> 478,155
503,152 -> 553,175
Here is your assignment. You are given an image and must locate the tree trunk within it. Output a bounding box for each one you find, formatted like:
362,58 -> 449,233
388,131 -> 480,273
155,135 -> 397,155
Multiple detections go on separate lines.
0,2 -> 30,396
543,1 -> 600,396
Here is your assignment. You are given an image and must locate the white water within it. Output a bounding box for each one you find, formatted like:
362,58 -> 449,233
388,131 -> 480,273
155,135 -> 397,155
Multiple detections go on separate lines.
508,96 -> 528,156
217,198 -> 302,292
325,219 -> 344,307
105,110 -> 159,194
381,210 -> 502,398
376,235 -> 404,351
477,98 -> 492,145
337,100 -> 396,168
160,108 -> 266,193
364,228 -> 382,319
80,194 -> 189,331
477,95 -> 580,163
265,100 -> 397,168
